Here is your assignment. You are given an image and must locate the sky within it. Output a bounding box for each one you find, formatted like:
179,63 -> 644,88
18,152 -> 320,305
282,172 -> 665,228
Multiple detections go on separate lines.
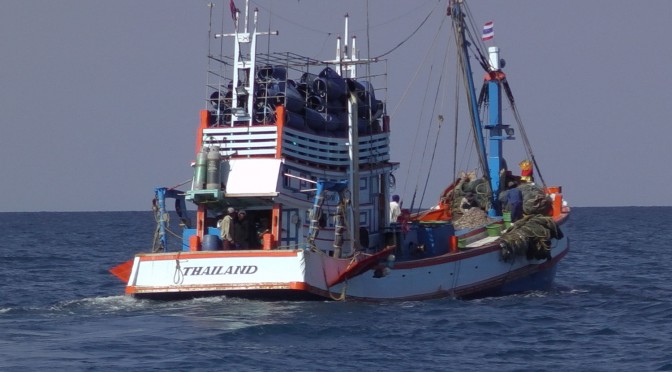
1,0 -> 671,212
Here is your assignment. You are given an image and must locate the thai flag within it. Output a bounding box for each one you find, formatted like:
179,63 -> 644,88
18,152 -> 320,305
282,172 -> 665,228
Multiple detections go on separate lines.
482,21 -> 494,41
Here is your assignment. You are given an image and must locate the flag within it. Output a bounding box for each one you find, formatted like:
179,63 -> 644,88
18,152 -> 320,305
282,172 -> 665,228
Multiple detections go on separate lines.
482,21 -> 494,41
230,0 -> 237,21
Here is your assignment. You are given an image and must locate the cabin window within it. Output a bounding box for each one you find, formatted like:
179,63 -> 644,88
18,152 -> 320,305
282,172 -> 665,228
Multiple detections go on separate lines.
370,176 -> 379,193
360,211 -> 368,225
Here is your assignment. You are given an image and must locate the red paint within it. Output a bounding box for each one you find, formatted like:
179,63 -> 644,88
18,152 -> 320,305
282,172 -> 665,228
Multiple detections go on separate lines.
262,232 -> 274,250
109,259 -> 134,283
189,235 -> 200,252
135,249 -> 300,261
275,104 -> 285,159
196,110 -> 209,154
553,193 -> 563,218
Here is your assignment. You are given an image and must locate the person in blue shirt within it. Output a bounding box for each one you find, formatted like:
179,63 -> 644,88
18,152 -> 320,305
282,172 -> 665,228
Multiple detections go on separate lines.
501,180 -> 523,222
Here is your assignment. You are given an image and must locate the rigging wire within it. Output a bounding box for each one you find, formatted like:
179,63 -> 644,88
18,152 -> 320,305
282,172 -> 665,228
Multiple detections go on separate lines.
452,56 -> 460,183
413,17 -> 453,210
400,15 -> 449,203
352,0 -> 437,34
452,16 -> 488,179
266,1 -> 272,56
373,3 -> 440,59
311,33 -> 336,60
363,0 -> 378,165
462,1 -> 491,71
504,81 -> 547,188
418,57 -> 448,209
250,0 -> 332,36
406,64 -> 434,210
456,3 -> 549,199
388,27 -> 440,119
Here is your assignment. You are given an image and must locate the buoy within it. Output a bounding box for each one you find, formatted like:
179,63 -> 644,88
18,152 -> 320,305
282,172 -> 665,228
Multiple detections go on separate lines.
450,235 -> 458,253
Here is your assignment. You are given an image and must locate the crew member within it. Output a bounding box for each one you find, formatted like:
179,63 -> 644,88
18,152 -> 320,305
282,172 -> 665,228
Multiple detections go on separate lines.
390,195 -> 402,223
219,207 -> 236,250
519,160 -> 534,183
233,210 -> 250,249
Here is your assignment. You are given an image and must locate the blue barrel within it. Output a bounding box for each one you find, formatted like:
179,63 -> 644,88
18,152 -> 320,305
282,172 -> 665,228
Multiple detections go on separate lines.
202,234 -> 222,251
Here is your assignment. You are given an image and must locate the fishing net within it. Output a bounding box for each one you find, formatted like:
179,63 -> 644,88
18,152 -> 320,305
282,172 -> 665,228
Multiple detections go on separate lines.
449,177 -> 492,219
499,214 -> 563,261
518,183 -> 552,215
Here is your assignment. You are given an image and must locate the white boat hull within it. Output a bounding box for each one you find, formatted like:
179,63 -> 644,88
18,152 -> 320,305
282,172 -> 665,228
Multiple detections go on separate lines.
123,226 -> 569,301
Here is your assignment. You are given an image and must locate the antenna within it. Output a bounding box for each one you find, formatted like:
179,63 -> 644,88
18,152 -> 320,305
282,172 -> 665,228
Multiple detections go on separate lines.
215,1 -> 278,126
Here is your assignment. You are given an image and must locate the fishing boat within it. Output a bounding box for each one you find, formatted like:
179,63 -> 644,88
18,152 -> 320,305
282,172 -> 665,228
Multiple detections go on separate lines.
110,0 -> 569,301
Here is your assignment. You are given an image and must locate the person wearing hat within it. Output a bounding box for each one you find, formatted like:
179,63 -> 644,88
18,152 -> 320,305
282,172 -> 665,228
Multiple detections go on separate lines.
519,159 -> 534,183
219,207 -> 236,250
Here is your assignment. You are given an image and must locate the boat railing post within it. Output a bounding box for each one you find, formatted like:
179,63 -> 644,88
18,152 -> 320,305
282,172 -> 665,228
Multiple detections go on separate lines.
154,187 -> 168,252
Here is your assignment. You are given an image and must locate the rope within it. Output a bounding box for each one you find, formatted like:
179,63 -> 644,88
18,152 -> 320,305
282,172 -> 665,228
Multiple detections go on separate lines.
461,2 -> 491,71
418,46 -> 450,209
167,178 -> 192,191
418,111 -> 444,209
399,16 -> 450,200
503,80 -> 548,189
452,61 -> 460,186
373,5 -> 438,59
329,250 -> 362,300
173,252 -> 184,285
318,252 -> 349,301
452,18 -> 488,179
329,282 -> 348,301
406,65 -> 434,208
251,1 -> 332,36
390,15 -> 449,119
154,208 -> 188,251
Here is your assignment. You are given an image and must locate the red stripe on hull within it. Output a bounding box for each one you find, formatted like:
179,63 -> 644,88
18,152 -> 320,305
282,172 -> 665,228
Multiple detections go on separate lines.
135,249 -> 301,262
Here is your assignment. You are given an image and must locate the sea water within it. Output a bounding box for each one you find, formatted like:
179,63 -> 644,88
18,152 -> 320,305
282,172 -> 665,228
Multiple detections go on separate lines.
1,208 -> 671,371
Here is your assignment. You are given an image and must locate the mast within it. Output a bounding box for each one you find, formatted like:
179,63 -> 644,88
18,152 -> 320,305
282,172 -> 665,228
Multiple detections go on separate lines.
450,1 -> 490,188
345,14 -> 360,253
325,13 -> 370,254
451,0 -> 513,216
347,88 -> 360,254
485,46 -> 513,216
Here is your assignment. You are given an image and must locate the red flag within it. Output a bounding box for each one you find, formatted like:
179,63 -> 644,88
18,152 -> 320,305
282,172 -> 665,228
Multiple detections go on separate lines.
230,0 -> 237,21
